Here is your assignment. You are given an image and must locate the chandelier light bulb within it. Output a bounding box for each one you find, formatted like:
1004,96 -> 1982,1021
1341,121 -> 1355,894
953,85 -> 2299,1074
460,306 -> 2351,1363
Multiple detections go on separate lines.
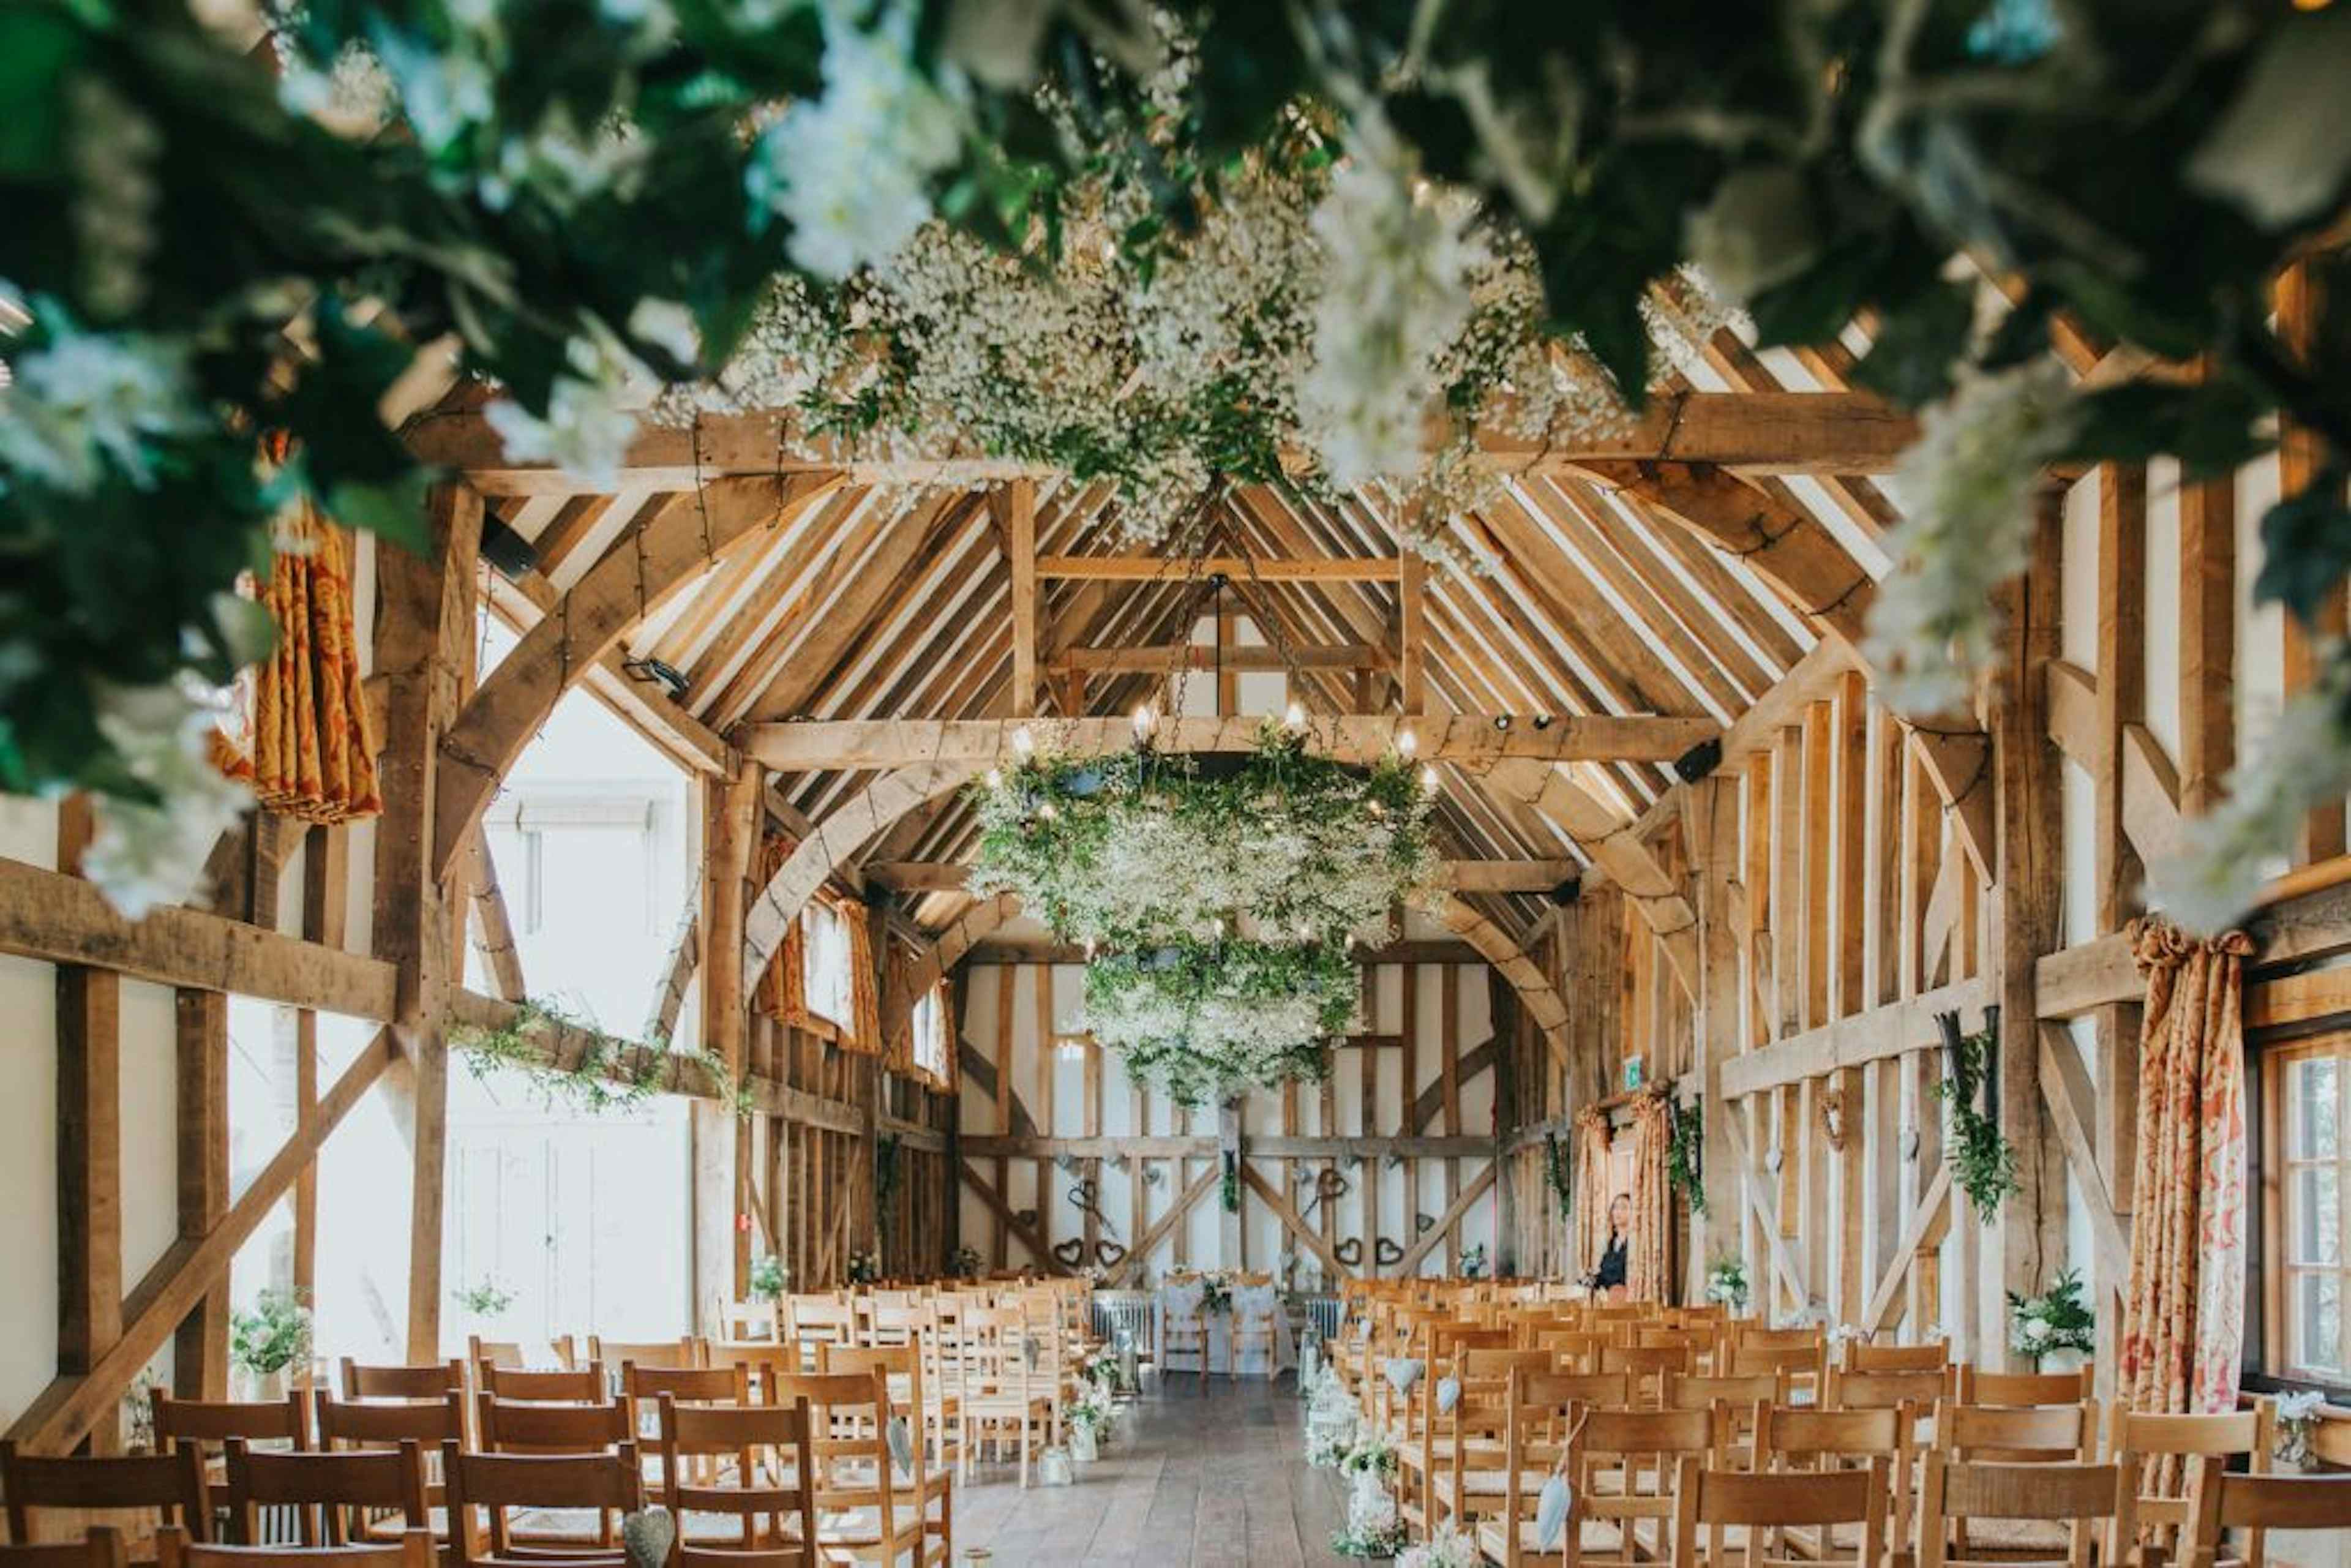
1284,700 -> 1307,730
984,768 -> 1003,790
1011,726 -> 1035,757
1420,765 -> 1440,794
1038,800 -> 1059,820
1397,728 -> 1418,757
1133,703 -> 1155,740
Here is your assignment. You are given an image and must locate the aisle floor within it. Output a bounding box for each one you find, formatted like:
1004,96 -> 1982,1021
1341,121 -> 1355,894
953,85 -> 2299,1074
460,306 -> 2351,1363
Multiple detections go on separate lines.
950,1371 -> 1356,1567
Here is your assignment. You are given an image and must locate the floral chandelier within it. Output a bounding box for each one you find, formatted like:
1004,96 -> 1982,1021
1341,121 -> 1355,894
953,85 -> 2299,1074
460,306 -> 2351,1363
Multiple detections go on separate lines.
969,716 -> 1439,1103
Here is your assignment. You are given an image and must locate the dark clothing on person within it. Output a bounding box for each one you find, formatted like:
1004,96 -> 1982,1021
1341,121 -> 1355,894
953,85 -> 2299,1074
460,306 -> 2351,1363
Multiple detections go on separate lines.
1594,1234 -> 1629,1289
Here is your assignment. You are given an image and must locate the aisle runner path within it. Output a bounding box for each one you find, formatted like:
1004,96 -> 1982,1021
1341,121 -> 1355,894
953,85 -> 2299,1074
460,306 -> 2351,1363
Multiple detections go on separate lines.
951,1376 -> 1353,1566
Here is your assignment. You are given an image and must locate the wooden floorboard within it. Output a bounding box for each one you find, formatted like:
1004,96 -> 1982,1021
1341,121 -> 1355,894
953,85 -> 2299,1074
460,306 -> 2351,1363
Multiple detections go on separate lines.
951,1372 -> 1351,1566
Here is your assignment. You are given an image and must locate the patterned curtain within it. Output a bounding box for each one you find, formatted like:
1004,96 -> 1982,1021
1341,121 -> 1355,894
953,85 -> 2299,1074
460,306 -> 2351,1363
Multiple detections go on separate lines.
2118,916 -> 2252,1416
751,833 -> 806,1023
839,897 -> 884,1056
1573,1106 -> 1615,1281
1625,1090 -> 1675,1302
212,498 -> 380,822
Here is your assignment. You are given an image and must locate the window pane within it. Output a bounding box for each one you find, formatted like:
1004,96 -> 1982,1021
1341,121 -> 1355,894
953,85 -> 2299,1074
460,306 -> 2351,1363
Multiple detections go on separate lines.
2295,1167 -> 2342,1264
2292,1057 -> 2339,1157
2296,1272 -> 2343,1375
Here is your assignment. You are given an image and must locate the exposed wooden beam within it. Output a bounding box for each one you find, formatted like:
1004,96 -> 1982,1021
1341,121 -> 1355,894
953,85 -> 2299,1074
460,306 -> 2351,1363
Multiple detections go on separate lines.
410,392 -> 1919,493
739,713 -> 1715,771
1054,642 -> 1389,674
1007,479 -> 1039,718
1038,554 -> 1402,582
867,858 -> 1580,895
0,855 -> 399,1019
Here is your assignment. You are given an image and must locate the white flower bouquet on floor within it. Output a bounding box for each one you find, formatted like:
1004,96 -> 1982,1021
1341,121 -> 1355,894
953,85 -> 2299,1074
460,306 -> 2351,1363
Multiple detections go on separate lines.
1399,1523 -> 1482,1568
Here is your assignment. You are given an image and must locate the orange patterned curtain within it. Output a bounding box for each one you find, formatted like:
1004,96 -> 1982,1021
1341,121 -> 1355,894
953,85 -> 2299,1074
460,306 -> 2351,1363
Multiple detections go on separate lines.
839,898 -> 883,1056
1573,1106 -> 1616,1281
752,833 -> 806,1023
213,497 -> 380,823
1625,1090 -> 1675,1302
2118,917 -> 2251,1416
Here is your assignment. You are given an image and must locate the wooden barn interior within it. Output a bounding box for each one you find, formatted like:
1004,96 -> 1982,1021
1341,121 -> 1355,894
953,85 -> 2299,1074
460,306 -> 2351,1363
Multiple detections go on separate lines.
6,292 -> 2350,1564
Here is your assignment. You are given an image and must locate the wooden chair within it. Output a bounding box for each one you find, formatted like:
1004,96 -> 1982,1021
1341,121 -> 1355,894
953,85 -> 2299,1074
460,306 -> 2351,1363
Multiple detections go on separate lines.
1829,1367 -> 1955,1414
1937,1400 -> 2096,1463
1848,1340 -> 1953,1375
947,1307 -> 1052,1487
1662,1374 -> 1782,1464
1558,1408 -> 1721,1567
1754,1403 -> 1915,1556
0,1532 -> 127,1568
472,1397 -> 631,1456
653,1395 -> 817,1564
1674,1457 -> 1890,1568
769,1370 -> 940,1566
307,1393 -> 463,1545
619,1365 -> 744,1424
1155,1281 -> 1210,1382
466,1338 -> 576,1374
585,1339 -> 697,1378
1,1442 -> 211,1545
153,1527 -> 431,1568
1228,1285 -> 1281,1383
439,1444 -> 642,1568
1535,1329 -> 1610,1371
702,1343 -> 797,1409
814,1346 -> 951,1562
1729,1341 -> 1828,1406
220,1440 -> 427,1549
709,1299 -> 781,1345
2180,1454 -> 2351,1568
1916,1456 -> 2133,1568
2111,1408 -> 2273,1568
150,1392 -> 310,1516
1601,1343 -> 1693,1409
474,1365 -> 605,1405
1955,1367 -> 2093,1408
1476,1371 -> 1599,1566
335,1365 -> 460,1403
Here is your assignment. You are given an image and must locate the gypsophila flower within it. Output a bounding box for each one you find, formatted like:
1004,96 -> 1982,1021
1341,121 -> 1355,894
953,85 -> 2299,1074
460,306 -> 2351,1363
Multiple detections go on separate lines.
0,309 -> 198,492
2147,646 -> 2351,934
65,76 -> 162,320
483,331 -> 644,489
1299,113 -> 1490,491
81,678 -> 254,920
753,4 -> 967,280
1398,1525 -> 1483,1568
1865,358 -> 2079,713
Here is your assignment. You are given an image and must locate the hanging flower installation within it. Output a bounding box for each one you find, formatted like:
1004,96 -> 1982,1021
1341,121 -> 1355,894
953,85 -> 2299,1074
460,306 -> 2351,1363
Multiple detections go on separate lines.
969,721 -> 1436,1103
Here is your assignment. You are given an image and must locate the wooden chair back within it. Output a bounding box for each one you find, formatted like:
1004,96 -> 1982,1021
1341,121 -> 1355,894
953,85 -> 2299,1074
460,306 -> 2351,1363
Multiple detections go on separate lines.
618,1364 -> 744,1414
2112,1407 -> 2271,1567
474,1365 -> 604,1404
0,1442 -> 211,1545
472,1397 -> 631,1455
1662,1373 -> 1782,1420
1916,1455 -> 2132,1568
1755,1402 -> 1916,1546
154,1526 -> 430,1568
1564,1407 -> 1720,1565
466,1337 -> 576,1373
1729,1341 -> 1826,1401
1534,1329 -> 1610,1371
1936,1400 -> 2095,1463
700,1343 -> 795,1406
438,1442 -> 642,1566
220,1440 -> 427,1548
311,1392 -> 464,1452
1955,1365 -> 2093,1406
2181,1454 -> 2351,1568
585,1340 -> 697,1376
1828,1367 -> 1954,1418
765,1371 -> 921,1562
654,1397 -> 817,1564
1847,1339 -> 1952,1374
1600,1343 -> 1693,1408
0,1531 -> 126,1568
151,1393 -> 310,1452
1673,1457 -> 1889,1568
337,1364 -> 462,1402
710,1298 -> 781,1344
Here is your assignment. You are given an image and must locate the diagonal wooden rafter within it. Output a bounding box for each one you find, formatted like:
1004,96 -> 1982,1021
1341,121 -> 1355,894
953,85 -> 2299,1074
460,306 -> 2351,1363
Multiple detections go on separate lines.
432,472 -> 843,881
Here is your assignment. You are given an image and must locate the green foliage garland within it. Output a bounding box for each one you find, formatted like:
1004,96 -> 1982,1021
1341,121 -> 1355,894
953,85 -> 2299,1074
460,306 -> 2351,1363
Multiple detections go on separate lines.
451,997 -> 664,1116
1667,1098 -> 1706,1217
1935,1015 -> 2021,1222
1545,1131 -> 1574,1221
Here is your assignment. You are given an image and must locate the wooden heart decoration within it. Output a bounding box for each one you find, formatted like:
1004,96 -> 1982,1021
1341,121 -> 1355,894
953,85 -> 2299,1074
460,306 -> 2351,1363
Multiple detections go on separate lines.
1093,1239 -> 1127,1268
1015,1207 -> 1040,1229
1051,1238 -> 1087,1269
1070,1177 -> 1100,1207
1374,1238 -> 1404,1266
1415,1212 -> 1436,1235
620,1509 -> 675,1568
1333,1237 -> 1364,1267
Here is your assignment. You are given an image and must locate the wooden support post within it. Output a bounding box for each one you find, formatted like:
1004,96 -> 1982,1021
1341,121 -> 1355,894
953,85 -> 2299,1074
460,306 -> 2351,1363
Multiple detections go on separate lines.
1398,550 -> 1427,717
1008,480 -> 1038,718
1691,777 -> 1744,1294
58,968 -> 123,1450
174,989 -> 230,1400
293,824 -> 347,1307
373,482 -> 483,1362
2278,265 -> 2346,863
1994,490 -> 2067,1365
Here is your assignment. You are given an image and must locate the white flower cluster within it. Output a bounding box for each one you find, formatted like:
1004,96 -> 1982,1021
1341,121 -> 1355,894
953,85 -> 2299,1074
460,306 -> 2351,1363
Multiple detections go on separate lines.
1297,115 -> 1490,493
1398,1525 -> 1483,1568
81,677 -> 255,921
0,310 -> 200,493
752,3 -> 967,282
2148,648 -> 2351,935
483,330 -> 645,489
1865,358 -> 2079,713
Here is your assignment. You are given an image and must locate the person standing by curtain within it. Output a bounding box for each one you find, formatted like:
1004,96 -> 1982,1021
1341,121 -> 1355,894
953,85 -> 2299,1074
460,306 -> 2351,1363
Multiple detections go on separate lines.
1588,1193 -> 1633,1300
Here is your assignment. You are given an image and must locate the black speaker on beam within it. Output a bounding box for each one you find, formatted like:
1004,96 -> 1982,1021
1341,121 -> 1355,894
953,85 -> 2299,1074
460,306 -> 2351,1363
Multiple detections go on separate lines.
1674,737 -> 1722,784
1547,877 -> 1582,907
480,516 -> 539,582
